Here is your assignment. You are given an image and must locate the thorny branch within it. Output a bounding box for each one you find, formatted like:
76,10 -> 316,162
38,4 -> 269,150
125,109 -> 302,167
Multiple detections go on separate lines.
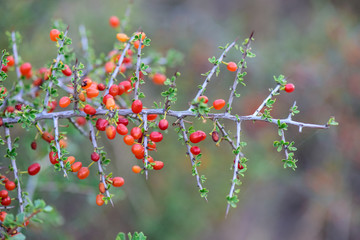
179,118 -> 208,201
4,127 -> 24,213
53,116 -> 68,177
88,121 -> 114,206
133,33 -> 143,100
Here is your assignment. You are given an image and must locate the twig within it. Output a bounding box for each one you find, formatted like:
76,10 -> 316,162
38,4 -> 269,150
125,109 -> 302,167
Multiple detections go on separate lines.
4,127 -> 24,213
189,39 -> 237,110
79,25 -> 91,70
133,33 -> 143,100
43,27 -> 69,113
53,116 -> 68,177
142,113 -> 149,179
88,121 -> 114,206
225,120 -> 242,217
11,31 -> 24,94
103,35 -> 135,97
179,118 -> 207,201
120,0 -> 133,33
72,59 -> 80,111
226,32 -> 254,114
252,84 -> 281,116
69,117 -> 88,137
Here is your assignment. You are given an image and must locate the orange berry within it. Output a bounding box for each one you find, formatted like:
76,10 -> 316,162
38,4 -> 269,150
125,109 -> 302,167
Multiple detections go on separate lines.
96,194 -> 105,206
66,156 -> 76,165
152,73 -> 166,85
71,162 -> 82,172
226,62 -> 237,72
59,139 -> 67,148
213,99 -> 226,110
50,29 -> 61,42
77,167 -> 90,179
116,33 -> 129,42
112,177 -> 124,187
81,78 -> 92,89
59,96 -> 71,108
124,135 -> 134,145
198,95 -> 208,103
105,61 -> 115,73
86,88 -> 99,99
109,16 -> 120,28
133,40 -> 144,49
105,97 -> 116,110
79,92 -> 86,102
132,165 -> 142,174
135,32 -> 146,40
99,182 -> 106,193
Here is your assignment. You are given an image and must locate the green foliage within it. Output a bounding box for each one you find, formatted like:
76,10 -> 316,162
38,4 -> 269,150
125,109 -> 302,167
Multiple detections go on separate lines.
116,232 -> 147,240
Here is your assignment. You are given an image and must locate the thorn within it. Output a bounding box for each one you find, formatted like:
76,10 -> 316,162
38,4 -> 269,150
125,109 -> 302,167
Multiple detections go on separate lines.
249,31 -> 255,39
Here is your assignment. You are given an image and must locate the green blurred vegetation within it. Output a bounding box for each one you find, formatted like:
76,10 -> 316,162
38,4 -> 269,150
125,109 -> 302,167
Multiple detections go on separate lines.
1,0 -> 359,239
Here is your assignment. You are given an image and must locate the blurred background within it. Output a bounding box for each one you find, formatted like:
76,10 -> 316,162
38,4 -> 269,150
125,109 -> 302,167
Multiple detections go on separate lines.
0,0 -> 359,239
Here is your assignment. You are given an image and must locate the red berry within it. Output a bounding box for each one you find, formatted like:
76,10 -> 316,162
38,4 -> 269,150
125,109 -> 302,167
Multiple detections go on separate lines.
152,73 -> 166,85
99,182 -> 106,193
42,132 -> 54,143
117,117 -> 129,126
102,94 -> 114,105
20,62 -> 32,76
1,65 -> 8,72
149,132 -> 163,142
49,151 -> 59,164
5,181 -> 16,191
198,95 -> 208,103
131,100 -> 143,114
190,146 -> 201,155
62,65 -> 72,76
106,125 -> 116,140
0,190 -> 8,199
112,177 -> 125,187
213,99 -> 226,110
227,62 -> 237,72
153,161 -> 164,170
284,83 -> 295,93
189,131 -> 206,143
96,118 -> 109,131
109,16 -> 120,28
77,167 -> 90,179
6,56 -> 14,67
147,114 -> 158,121
119,81 -> 132,93
50,29 -> 61,42
97,83 -> 106,91
0,211 -> 7,221
15,103 -> 23,111
158,119 -> 169,130
109,84 -> 119,96
130,127 -> 142,139
212,131 -> 220,142
28,163 -> 41,176
117,84 -> 125,95
76,117 -> 86,126
91,152 -> 100,162
84,104 -> 96,115
1,196 -> 11,206
116,123 -> 128,135
131,144 -> 144,156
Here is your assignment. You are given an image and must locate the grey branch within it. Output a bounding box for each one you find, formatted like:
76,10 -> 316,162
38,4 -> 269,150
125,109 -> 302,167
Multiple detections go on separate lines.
179,118 -> 207,201
134,34 -> 143,100
142,113 -> 149,179
226,33 -> 253,113
43,27 -> 69,113
4,127 -> 24,213
225,120 -> 242,217
252,84 -> 281,116
189,39 -> 237,110
88,121 -> 114,206
53,116 -> 68,177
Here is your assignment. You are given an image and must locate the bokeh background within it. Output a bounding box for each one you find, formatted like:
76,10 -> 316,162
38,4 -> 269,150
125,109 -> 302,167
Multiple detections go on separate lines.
1,0 -> 359,239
